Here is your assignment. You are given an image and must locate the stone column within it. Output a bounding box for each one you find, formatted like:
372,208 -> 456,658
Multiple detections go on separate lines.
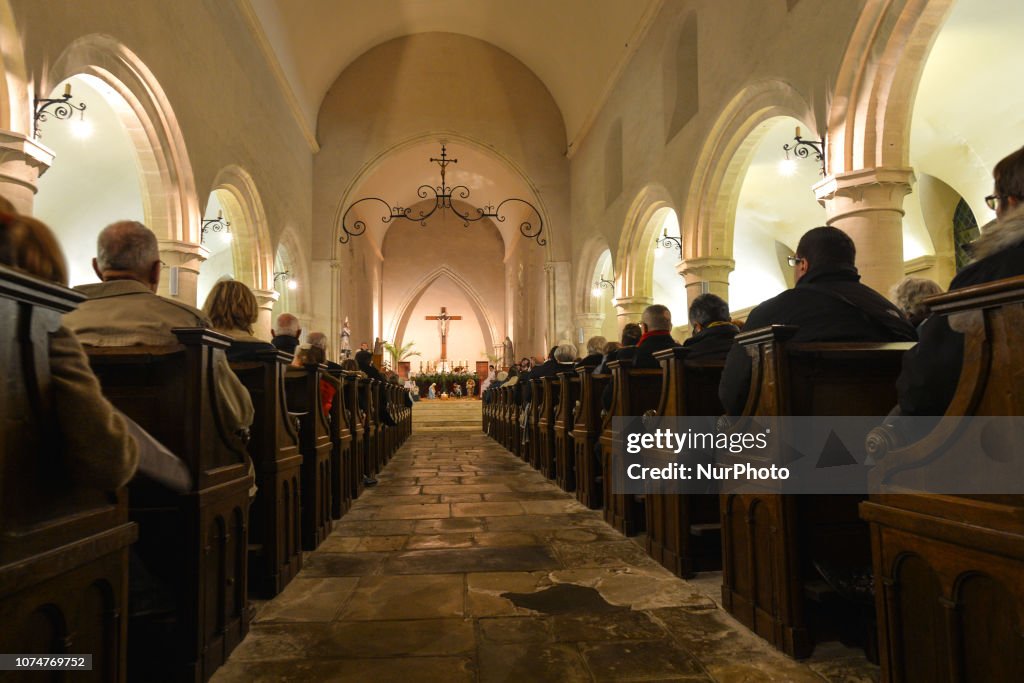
252,288 -> 279,341
678,256 -> 734,308
615,295 -> 652,328
544,260 -> 573,344
814,167 -> 915,295
157,239 -> 208,307
0,130 -> 53,214
574,312 -> 605,346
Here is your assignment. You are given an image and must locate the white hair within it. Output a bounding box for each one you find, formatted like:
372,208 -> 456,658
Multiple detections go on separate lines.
586,336 -> 607,355
307,331 -> 328,349
554,343 -> 577,362
275,313 -> 300,337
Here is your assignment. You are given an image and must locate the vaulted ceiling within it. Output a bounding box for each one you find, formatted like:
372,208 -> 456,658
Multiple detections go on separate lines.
245,0 -> 660,147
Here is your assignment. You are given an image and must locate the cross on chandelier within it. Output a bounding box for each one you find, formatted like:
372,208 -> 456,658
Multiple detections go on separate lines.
338,143 -> 546,247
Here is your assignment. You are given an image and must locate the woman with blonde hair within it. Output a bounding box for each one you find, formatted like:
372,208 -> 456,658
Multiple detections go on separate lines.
0,207 -> 139,490
201,278 -> 276,361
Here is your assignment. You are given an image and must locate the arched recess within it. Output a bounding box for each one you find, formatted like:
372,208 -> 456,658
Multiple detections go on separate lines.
617,183 -> 676,301
209,165 -> 273,290
574,235 -> 614,315
681,79 -> 814,264
46,34 -> 198,244
0,0 -> 29,133
272,225 -> 311,321
827,0 -> 956,173
388,265 -> 499,362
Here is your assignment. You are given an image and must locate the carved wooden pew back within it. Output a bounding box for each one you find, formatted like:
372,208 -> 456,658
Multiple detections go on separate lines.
0,267 -> 136,682
572,370 -> 610,509
285,364 -> 333,550
554,373 -> 580,492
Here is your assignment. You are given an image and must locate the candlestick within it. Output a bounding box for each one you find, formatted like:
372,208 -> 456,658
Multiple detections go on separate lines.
795,125 -> 801,139
64,83 -> 71,97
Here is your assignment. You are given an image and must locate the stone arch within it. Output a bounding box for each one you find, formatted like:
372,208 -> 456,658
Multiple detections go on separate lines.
575,234 -> 615,316
0,0 -> 29,134
208,165 -> 273,290
47,34 -> 198,244
616,183 -> 677,301
827,0 -> 956,173
681,79 -> 813,262
388,264 -> 499,358
273,224 -> 311,319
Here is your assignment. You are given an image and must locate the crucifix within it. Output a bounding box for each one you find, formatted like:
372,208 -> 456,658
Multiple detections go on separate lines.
425,306 -> 461,361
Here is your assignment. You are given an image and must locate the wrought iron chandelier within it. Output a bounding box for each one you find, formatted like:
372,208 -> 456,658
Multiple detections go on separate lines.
33,83 -> 87,140
782,126 -> 827,176
339,144 -> 545,247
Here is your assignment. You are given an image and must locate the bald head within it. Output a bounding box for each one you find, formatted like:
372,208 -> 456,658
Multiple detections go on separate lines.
274,313 -> 300,338
641,304 -> 673,332
93,220 -> 161,291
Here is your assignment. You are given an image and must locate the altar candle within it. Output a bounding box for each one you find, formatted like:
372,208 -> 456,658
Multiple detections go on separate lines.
795,125 -> 801,139
64,83 -> 72,97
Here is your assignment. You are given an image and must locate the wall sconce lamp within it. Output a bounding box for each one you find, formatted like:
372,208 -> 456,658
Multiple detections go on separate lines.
591,276 -> 614,297
657,228 -> 683,261
33,82 -> 87,140
201,211 -> 231,244
274,270 -> 297,290
782,125 -> 827,176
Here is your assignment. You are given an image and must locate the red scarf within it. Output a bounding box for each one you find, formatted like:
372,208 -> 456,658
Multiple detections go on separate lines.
637,329 -> 672,346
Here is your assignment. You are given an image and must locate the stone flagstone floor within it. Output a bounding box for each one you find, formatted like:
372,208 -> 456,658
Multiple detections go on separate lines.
212,401 -> 877,682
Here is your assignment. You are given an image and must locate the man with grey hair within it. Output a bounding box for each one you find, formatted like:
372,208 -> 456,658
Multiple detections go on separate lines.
272,312 -> 302,355
520,343 -> 577,406
605,305 -> 681,409
681,293 -> 739,360
65,220 -> 255,439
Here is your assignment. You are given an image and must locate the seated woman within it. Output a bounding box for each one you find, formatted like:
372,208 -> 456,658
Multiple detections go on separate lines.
295,345 -> 339,414
0,208 -> 138,490
201,279 -> 276,361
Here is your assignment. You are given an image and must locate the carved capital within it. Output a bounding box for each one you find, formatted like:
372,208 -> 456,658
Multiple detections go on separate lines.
0,130 -> 54,212
814,167 -> 916,221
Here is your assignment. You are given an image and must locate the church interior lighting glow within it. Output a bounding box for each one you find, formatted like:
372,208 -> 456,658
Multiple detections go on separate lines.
592,276 -> 613,297
200,210 -> 230,244
32,81 -> 88,140
781,126 -> 827,176
777,158 -> 797,176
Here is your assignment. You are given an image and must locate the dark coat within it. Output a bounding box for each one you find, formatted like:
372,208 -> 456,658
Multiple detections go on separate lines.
575,352 -> 603,369
520,359 -> 575,405
719,265 -> 916,416
595,346 -> 632,376
898,210 -> 1024,416
681,323 -> 739,361
271,334 -> 300,355
603,332 -> 681,409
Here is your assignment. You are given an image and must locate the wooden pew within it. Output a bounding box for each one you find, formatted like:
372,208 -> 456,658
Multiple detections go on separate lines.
323,367 -> 353,519
229,350 -> 303,598
861,276 -> 1024,682
554,372 -> 580,492
527,379 -> 544,470
343,372 -> 366,500
643,347 -> 725,578
285,364 -> 333,550
0,267 -> 137,682
572,369 -> 610,509
86,328 -> 253,682
720,324 -> 912,659
599,358 -> 663,534
359,378 -> 380,478
537,377 -> 558,478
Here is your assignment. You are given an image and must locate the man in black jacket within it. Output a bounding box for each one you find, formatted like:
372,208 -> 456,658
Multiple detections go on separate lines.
898,145 -> 1024,416
604,305 -> 681,409
719,226 -> 916,416
520,344 -> 577,405
682,293 -> 739,360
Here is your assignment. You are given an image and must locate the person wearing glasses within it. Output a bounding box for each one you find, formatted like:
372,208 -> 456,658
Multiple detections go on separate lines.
719,225 -> 916,416
898,145 -> 1024,417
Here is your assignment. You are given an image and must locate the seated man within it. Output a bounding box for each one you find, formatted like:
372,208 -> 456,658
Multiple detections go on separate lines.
604,305 -> 681,409
355,349 -> 397,426
719,225 -> 916,416
899,145 -> 1024,416
520,344 -> 577,406
64,220 -> 254,438
271,313 -> 302,356
575,336 -> 607,369
682,293 -> 739,360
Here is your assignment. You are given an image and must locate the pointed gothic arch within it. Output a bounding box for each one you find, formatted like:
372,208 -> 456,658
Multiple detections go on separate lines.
574,234 -> 615,315
208,165 -> 274,290
616,183 -> 676,302
387,265 -> 499,358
